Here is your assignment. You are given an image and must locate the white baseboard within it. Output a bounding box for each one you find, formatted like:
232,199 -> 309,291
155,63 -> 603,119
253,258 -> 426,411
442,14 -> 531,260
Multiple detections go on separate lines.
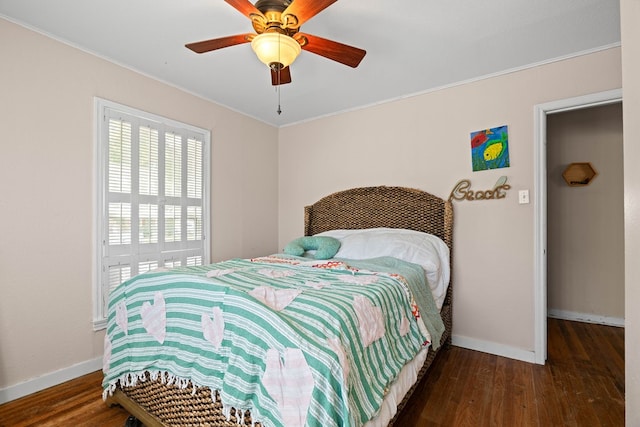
548,309 -> 625,327
1,337 -> 536,404
0,357 -> 103,404
2,314 -> 619,405
452,335 -> 537,364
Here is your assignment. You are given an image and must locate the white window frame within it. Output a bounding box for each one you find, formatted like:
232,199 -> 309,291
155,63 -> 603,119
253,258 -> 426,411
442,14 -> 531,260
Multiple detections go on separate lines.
92,98 -> 211,330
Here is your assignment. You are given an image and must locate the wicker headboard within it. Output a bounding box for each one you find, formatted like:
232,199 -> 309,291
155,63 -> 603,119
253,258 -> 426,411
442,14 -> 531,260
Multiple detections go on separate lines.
304,185 -> 454,311
304,186 -> 453,252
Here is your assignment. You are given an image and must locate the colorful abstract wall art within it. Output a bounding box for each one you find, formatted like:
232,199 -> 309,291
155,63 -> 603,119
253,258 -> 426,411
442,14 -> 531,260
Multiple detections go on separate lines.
470,125 -> 510,172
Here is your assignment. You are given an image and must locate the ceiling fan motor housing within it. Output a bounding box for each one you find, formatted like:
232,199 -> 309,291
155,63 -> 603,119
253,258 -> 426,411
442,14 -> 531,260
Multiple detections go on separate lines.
251,0 -> 299,35
254,0 -> 292,14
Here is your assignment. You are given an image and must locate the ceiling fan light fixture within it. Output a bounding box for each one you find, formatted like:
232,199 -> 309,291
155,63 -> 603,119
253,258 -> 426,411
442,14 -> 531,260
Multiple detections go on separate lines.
251,32 -> 301,69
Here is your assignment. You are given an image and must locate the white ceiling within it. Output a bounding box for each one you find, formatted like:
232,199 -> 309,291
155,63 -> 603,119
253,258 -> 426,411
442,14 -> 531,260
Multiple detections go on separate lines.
0,0 -> 621,127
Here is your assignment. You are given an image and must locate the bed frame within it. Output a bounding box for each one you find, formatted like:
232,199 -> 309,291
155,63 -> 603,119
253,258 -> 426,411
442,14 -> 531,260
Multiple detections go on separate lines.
106,185 -> 453,427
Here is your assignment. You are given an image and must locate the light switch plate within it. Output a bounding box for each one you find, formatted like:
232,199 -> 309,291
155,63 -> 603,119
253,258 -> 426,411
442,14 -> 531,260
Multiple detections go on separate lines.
519,190 -> 530,204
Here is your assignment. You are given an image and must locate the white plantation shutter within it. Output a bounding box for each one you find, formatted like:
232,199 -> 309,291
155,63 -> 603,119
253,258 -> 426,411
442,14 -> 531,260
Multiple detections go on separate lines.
139,126 -> 159,196
187,137 -> 203,198
187,206 -> 203,241
93,99 -> 210,329
108,120 -> 132,194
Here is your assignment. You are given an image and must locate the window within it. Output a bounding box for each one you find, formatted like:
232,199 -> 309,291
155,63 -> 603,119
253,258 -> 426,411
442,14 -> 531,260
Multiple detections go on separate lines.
93,98 -> 210,329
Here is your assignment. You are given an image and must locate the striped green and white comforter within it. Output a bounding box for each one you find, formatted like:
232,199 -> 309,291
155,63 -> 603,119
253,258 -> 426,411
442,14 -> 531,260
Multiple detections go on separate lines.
102,255 -> 444,427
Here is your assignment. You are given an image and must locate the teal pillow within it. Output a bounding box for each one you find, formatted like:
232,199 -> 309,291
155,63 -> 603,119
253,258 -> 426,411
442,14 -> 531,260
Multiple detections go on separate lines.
284,236 -> 341,260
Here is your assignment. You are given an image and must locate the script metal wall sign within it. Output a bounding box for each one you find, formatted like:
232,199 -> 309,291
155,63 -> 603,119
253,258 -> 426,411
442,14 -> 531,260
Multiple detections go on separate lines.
449,176 -> 511,202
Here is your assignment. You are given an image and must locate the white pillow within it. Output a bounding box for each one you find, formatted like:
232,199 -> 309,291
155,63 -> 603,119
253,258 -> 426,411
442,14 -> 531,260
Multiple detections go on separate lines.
315,228 -> 450,310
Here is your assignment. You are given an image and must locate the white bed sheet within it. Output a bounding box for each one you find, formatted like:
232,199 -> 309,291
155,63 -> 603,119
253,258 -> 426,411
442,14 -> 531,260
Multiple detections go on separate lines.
316,227 -> 450,309
365,346 -> 430,426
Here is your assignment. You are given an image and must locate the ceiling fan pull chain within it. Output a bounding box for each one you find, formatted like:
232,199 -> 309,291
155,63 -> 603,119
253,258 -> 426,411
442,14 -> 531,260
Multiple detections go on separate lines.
276,79 -> 283,115
277,33 -> 283,115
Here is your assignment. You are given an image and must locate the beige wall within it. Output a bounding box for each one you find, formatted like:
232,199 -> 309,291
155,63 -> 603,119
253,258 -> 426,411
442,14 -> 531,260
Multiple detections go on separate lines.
278,47 -> 622,357
0,18 -> 279,390
546,104 -> 624,320
621,0 -> 640,424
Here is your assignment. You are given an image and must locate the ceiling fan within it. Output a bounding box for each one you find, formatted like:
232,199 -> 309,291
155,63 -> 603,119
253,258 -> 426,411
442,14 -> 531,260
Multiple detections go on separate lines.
185,0 -> 367,86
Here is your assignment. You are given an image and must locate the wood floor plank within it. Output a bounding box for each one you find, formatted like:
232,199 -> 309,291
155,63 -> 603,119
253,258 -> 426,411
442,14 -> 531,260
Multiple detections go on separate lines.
0,319 -> 624,427
450,349 -> 491,426
0,371 -> 130,427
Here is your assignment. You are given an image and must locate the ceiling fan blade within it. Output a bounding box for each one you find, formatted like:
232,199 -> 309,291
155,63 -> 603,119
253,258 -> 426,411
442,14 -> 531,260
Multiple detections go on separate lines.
224,0 -> 265,19
185,34 -> 253,53
298,33 -> 366,68
282,0 -> 337,26
271,66 -> 292,85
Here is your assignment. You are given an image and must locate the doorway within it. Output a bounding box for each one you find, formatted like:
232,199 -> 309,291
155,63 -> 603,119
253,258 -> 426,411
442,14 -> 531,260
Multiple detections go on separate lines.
533,88 -> 622,364
546,104 -> 624,328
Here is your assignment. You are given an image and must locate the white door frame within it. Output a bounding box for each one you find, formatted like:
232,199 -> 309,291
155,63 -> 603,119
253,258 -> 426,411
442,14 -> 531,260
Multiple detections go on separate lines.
533,88 -> 622,364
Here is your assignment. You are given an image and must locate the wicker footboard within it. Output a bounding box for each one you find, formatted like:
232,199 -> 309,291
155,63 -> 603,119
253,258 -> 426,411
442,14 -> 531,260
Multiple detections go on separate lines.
106,303 -> 451,427
107,378 -> 260,427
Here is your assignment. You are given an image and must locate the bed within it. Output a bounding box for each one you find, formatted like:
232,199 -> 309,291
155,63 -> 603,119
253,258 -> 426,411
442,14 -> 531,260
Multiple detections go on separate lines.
104,185 -> 453,427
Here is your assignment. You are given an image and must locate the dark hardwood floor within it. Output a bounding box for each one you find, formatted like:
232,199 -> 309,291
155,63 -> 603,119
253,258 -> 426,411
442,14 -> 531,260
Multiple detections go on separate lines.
393,318 -> 624,426
0,319 -> 624,427
0,370 -> 130,427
